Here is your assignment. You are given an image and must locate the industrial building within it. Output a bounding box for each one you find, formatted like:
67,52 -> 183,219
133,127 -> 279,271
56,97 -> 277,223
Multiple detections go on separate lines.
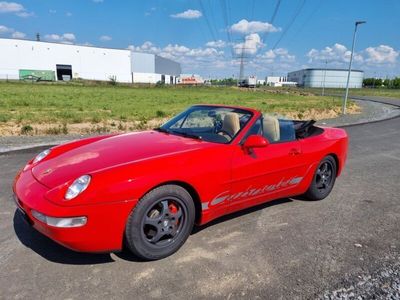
287,68 -> 364,88
0,38 -> 181,84
265,76 -> 297,87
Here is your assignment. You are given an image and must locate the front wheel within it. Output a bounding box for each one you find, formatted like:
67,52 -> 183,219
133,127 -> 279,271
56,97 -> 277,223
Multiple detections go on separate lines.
304,155 -> 337,200
125,185 -> 195,260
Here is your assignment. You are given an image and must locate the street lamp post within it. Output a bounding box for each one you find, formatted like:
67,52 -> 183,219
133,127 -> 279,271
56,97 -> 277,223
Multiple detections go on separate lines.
322,60 -> 328,96
342,21 -> 366,114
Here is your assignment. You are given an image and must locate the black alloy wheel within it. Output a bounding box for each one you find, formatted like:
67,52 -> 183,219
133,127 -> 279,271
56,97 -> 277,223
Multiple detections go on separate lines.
304,155 -> 337,200
125,185 -> 195,260
141,197 -> 186,247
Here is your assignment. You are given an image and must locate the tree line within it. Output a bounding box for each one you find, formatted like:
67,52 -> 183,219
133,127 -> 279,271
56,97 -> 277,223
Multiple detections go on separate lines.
363,77 -> 400,88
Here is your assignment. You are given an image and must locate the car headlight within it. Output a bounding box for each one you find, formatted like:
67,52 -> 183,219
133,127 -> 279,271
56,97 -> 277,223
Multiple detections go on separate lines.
33,149 -> 51,164
65,175 -> 91,200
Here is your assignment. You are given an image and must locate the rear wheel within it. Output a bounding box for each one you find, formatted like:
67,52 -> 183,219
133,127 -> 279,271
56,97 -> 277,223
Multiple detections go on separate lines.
125,185 -> 195,260
304,155 -> 337,200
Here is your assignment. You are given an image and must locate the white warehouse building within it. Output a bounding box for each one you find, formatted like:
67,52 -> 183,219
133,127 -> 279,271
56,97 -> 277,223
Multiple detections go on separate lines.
0,38 -> 181,84
287,68 -> 364,88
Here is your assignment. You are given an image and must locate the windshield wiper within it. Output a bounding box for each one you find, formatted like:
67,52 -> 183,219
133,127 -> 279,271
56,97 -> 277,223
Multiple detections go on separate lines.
169,130 -> 202,140
154,127 -> 170,133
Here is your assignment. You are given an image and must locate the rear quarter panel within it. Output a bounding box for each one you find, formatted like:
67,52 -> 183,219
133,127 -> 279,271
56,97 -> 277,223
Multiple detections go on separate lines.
297,127 -> 348,194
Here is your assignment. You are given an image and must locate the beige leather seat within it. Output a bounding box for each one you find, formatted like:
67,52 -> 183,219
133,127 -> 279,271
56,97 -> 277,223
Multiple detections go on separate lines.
221,113 -> 240,138
263,116 -> 280,142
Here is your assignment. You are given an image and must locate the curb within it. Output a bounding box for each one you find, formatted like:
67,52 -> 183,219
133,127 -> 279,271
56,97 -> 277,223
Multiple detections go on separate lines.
336,96 -> 400,128
1,96 -> 399,155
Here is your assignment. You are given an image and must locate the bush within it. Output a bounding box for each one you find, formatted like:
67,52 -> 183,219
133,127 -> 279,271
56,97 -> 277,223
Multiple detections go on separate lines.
109,76 -> 117,86
155,81 -> 165,87
156,110 -> 166,117
45,124 -> 68,135
20,124 -> 33,135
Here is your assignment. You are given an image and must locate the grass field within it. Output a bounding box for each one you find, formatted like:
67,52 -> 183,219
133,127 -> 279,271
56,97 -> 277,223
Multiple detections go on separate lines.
0,81 -> 351,135
302,87 -> 400,99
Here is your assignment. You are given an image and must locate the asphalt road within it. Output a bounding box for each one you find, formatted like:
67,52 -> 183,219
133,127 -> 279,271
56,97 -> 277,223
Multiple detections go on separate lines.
1,115 -> 399,299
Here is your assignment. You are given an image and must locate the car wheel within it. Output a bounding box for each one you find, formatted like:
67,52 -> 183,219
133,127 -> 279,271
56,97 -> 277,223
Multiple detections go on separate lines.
125,184 -> 195,260
304,155 -> 337,200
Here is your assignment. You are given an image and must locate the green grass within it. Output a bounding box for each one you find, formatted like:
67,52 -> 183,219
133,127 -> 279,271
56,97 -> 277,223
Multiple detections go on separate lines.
0,81 -> 345,127
302,87 -> 400,100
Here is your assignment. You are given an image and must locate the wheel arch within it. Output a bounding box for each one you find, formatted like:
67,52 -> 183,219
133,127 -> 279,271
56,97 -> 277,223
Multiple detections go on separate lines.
327,153 -> 340,176
146,180 -> 203,225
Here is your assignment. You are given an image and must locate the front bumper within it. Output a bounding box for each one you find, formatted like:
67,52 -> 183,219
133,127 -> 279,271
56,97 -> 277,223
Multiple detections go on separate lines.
13,169 -> 137,252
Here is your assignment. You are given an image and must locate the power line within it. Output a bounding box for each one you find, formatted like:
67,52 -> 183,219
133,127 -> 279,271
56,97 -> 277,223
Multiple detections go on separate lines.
220,0 -> 234,58
271,0 -> 306,50
198,0 -> 218,42
261,0 -> 282,44
205,0 -> 221,43
287,0 -> 323,46
251,0 -> 256,20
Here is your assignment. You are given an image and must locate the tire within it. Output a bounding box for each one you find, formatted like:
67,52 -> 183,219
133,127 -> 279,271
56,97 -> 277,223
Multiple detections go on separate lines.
304,155 -> 337,201
125,184 -> 195,260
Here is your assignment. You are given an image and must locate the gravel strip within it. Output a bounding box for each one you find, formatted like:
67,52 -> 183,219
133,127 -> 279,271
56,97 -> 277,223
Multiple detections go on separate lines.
320,261 -> 400,299
318,99 -> 400,127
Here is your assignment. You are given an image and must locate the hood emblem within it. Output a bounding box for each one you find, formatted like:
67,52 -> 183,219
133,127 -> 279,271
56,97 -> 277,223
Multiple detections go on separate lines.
42,168 -> 52,175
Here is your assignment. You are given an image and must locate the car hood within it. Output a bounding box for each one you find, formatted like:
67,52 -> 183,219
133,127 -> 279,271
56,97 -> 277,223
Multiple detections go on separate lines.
32,131 -> 209,188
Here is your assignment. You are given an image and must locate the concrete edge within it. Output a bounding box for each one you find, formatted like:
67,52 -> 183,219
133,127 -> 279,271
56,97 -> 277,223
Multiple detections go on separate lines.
1,95 -> 399,155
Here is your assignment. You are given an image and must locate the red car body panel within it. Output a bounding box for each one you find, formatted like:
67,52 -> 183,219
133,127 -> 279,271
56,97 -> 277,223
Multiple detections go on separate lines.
13,105 -> 348,253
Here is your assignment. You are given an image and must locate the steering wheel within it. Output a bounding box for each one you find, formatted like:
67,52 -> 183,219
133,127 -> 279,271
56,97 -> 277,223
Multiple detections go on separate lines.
216,129 -> 233,139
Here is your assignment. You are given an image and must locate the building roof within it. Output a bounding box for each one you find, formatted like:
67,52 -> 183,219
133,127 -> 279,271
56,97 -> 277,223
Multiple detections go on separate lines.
0,37 -> 179,65
290,68 -> 364,73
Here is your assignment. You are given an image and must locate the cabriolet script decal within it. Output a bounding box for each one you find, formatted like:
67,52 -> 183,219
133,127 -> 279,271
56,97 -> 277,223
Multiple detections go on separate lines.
202,176 -> 303,210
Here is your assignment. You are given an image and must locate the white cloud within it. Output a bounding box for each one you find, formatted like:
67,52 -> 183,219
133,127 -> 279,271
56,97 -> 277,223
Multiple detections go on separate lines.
0,1 -> 33,17
44,33 -> 76,44
257,48 -> 295,63
49,9 -> 56,14
99,35 -> 112,42
170,9 -> 202,19
307,43 -> 399,68
0,24 -> 13,33
127,40 -> 224,69
92,0 -> 104,3
66,12 -> 72,17
365,45 -> 398,64
230,19 -> 280,34
234,33 -> 263,55
0,1 -> 23,13
206,40 -> 226,48
16,11 -> 32,17
11,30 -> 25,38
307,43 -> 363,65
0,24 -> 25,38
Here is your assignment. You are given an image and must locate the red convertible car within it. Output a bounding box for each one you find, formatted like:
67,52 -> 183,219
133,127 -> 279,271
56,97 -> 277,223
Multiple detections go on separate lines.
13,105 -> 348,260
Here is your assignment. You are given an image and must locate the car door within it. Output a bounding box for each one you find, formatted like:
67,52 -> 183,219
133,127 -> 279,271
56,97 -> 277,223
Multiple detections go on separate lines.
227,117 -> 308,213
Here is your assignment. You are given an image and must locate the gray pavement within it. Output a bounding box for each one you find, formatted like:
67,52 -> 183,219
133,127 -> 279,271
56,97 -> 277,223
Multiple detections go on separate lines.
0,110 -> 400,299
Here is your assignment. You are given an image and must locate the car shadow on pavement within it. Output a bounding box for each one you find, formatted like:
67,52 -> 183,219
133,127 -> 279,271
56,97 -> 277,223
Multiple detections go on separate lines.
192,197 -> 294,234
13,210 -> 115,265
13,196 -> 307,264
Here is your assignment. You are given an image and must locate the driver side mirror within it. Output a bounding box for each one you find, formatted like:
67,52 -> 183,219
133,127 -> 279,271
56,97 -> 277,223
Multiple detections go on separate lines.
242,135 -> 269,151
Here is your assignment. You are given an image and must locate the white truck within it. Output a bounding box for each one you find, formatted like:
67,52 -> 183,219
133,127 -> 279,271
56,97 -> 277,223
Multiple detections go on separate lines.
238,76 -> 257,88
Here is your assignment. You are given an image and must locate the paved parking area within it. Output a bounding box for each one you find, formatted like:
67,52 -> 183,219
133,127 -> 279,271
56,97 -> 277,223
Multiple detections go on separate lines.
0,117 -> 399,299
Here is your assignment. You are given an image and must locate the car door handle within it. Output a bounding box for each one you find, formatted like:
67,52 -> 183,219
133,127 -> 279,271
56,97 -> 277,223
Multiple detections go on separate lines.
289,148 -> 301,155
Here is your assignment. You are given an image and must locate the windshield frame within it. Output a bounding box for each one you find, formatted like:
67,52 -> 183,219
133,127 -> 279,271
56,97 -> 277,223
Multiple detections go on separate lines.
158,105 -> 255,145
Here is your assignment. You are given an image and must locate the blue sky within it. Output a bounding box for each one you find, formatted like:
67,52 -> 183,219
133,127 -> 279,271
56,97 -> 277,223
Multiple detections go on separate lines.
0,0 -> 399,78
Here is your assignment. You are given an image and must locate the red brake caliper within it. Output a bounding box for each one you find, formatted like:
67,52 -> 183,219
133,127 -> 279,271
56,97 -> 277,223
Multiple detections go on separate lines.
168,203 -> 179,225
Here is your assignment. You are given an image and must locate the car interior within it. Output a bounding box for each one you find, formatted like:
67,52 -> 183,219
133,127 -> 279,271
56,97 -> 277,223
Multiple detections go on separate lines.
160,106 -> 323,144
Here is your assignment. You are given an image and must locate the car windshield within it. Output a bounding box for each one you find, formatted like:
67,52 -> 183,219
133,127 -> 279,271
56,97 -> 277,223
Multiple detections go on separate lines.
157,106 -> 253,144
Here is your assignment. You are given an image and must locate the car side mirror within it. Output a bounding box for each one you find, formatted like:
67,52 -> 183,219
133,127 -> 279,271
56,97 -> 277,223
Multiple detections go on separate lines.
242,135 -> 269,151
